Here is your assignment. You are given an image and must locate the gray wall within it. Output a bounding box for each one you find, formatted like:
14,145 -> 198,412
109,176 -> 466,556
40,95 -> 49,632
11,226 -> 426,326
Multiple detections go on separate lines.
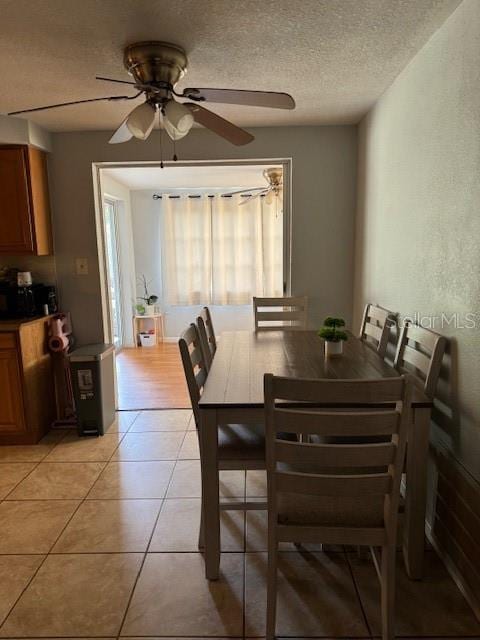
354,0 -> 480,603
49,126 -> 357,344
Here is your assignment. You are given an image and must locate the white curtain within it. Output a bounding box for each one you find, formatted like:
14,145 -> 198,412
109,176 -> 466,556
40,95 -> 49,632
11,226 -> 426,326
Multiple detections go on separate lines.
162,195 -> 212,305
162,194 -> 283,305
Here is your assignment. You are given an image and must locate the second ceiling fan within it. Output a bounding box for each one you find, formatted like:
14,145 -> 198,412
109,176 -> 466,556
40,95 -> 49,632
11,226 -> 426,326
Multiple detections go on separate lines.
9,41 -> 295,147
229,167 -> 283,205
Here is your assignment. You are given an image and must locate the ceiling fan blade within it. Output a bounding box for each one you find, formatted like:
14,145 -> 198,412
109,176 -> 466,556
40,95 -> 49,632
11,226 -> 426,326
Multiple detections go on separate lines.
96,76 -> 137,86
182,88 -> 295,110
96,76 -> 162,94
8,93 -> 140,116
227,186 -> 267,196
239,190 -> 269,205
109,119 -> 133,144
185,103 -> 254,146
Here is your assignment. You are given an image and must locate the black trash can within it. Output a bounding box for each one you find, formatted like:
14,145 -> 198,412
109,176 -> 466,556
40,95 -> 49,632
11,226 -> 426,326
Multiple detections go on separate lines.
69,344 -> 115,436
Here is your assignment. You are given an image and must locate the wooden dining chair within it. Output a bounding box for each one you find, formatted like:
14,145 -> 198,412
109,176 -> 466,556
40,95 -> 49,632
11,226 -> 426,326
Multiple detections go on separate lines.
359,303 -> 396,358
253,296 -> 308,331
178,323 -> 266,548
394,322 -> 447,398
264,374 -> 412,640
197,306 -> 216,372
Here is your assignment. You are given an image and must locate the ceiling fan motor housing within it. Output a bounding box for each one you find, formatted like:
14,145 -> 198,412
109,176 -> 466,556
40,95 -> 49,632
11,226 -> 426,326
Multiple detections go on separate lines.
123,41 -> 188,99
264,167 -> 283,187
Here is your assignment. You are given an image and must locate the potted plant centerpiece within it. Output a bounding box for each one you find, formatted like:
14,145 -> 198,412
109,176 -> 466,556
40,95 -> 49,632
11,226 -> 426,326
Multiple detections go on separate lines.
318,316 -> 348,357
138,275 -> 159,316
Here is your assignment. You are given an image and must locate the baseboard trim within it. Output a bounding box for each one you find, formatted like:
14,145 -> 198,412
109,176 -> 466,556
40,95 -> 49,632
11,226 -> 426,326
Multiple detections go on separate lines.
426,521 -> 480,621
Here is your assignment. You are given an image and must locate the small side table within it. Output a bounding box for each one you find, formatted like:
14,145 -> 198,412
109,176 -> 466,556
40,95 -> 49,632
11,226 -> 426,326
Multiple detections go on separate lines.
132,314 -> 165,347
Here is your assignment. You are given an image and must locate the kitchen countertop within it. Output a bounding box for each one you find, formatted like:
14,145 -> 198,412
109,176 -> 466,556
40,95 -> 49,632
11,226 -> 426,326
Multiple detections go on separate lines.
0,315 -> 53,331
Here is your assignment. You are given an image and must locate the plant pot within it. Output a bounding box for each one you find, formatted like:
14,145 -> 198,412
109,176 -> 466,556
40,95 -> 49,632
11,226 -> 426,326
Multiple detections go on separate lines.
145,305 -> 156,316
325,340 -> 343,357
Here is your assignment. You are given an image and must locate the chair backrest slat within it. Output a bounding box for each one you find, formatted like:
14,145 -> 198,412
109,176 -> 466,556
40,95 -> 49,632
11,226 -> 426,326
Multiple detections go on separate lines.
195,367 -> 207,390
179,323 -> 208,427
402,344 -> 431,378
364,322 -> 383,342
275,440 -> 396,467
359,303 -> 395,358
274,408 -> 400,436
275,471 -> 393,497
270,375 -> 404,404
256,310 -> 304,323
405,323 -> 438,352
394,322 -> 446,398
253,296 -> 308,331
189,345 -> 204,369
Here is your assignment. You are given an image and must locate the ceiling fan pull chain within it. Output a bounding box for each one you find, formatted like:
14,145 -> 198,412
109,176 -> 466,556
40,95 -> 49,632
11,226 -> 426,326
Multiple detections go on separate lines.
173,137 -> 178,162
158,108 -> 164,169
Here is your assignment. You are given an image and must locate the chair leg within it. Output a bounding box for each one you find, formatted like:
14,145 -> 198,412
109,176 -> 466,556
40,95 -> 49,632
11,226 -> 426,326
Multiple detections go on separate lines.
198,500 -> 205,550
266,545 -> 278,639
380,544 -> 396,640
199,409 -> 220,580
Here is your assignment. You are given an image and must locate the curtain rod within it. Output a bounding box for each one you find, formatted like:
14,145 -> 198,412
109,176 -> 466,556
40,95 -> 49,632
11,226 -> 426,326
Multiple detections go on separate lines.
152,193 -> 265,200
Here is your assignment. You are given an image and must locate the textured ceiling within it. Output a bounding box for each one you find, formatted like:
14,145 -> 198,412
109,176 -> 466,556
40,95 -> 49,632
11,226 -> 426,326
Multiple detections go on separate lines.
1,0 -> 460,132
102,164 -> 278,190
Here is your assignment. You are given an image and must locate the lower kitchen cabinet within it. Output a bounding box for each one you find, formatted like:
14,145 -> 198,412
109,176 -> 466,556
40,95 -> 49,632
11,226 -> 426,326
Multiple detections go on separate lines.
0,317 -> 55,444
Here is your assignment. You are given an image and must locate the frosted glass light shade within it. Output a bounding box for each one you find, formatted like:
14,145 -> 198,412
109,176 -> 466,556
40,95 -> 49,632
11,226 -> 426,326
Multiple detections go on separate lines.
126,102 -> 156,139
164,100 -> 194,140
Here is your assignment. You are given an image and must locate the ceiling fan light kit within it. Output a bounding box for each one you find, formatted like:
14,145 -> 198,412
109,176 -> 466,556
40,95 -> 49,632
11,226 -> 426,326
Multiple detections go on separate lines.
124,102 -> 156,139
8,40 -> 295,152
163,100 -> 194,140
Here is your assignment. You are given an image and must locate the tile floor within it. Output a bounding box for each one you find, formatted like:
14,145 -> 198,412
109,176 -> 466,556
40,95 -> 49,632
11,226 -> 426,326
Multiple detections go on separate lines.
0,409 -> 478,639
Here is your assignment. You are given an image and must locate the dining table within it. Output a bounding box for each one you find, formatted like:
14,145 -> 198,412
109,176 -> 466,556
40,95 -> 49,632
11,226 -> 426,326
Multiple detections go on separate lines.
198,330 -> 433,581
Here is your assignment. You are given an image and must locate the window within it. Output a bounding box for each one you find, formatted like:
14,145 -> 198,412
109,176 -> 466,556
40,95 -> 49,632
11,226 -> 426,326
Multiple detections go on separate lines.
162,193 -> 283,305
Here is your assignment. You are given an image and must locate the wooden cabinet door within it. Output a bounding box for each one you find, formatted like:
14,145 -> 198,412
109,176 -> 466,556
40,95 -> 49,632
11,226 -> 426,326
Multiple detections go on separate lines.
27,147 -> 53,255
0,147 -> 34,253
0,348 -> 25,434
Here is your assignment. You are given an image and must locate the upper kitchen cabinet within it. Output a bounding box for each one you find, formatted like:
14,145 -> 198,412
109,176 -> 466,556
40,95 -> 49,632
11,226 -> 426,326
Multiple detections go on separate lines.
0,145 -> 53,255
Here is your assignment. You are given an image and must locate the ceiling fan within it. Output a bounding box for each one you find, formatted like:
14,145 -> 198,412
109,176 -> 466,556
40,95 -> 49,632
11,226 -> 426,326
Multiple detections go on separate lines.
8,41 -> 295,147
229,167 -> 283,205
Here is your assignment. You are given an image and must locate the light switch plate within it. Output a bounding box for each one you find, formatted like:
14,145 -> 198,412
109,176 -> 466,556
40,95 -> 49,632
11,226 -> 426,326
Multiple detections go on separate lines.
75,258 -> 89,275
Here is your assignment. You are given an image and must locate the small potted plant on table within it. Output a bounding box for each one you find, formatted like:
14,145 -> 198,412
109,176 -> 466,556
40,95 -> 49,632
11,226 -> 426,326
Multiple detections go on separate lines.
318,316 -> 348,357
137,275 -> 158,316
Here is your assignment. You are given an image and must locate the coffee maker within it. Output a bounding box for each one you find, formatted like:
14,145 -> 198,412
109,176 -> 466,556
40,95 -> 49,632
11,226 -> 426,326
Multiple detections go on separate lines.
0,269 -> 57,318
16,272 -> 36,317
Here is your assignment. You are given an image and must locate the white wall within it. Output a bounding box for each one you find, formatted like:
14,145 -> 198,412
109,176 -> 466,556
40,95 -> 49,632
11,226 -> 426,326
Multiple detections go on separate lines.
354,0 -> 480,480
0,115 -> 52,151
354,0 -> 480,605
49,126 -> 357,344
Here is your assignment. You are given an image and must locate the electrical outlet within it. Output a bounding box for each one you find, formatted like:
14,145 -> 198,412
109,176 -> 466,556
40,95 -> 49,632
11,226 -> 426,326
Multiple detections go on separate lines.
75,258 -> 89,275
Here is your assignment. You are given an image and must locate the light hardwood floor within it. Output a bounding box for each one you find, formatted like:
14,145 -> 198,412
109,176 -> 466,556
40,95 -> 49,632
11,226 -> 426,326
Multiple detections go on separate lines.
116,343 -> 190,411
